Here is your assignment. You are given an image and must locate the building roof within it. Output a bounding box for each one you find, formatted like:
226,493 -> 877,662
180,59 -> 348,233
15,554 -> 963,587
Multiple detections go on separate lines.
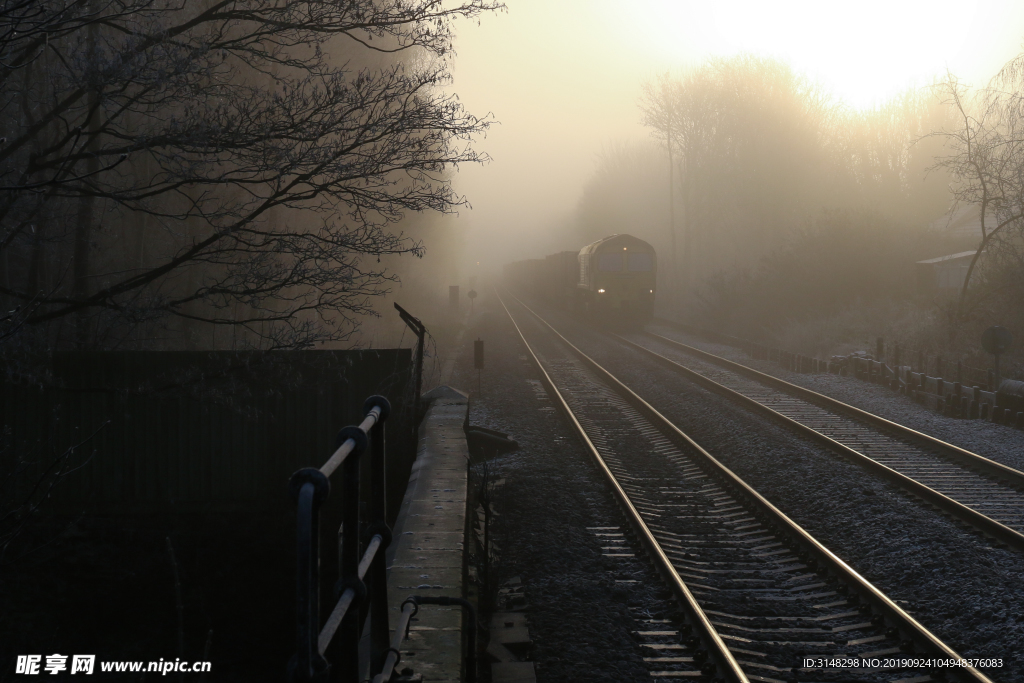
916,250 -> 977,265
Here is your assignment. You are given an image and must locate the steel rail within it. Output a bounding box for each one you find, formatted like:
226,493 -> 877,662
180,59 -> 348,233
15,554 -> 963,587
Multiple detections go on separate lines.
647,330 -> 1024,488
506,291 -> 991,683
496,290 -> 749,683
614,332 -> 1024,552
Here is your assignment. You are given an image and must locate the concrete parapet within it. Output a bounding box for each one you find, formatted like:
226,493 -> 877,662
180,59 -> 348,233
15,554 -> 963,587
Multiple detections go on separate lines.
386,386 -> 471,682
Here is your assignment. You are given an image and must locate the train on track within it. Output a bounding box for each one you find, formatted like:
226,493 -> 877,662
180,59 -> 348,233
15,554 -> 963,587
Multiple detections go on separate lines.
504,234 -> 657,320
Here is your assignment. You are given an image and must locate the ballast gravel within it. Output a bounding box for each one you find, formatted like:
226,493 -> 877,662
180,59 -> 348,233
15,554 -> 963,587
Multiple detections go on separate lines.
559,316 -> 1023,681
646,322 -> 1024,474
448,292 -> 1023,681
450,296 -> 683,683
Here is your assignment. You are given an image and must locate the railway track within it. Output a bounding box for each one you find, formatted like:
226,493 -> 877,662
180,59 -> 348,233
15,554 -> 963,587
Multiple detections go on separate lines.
498,291 -> 990,683
611,329 -> 1024,553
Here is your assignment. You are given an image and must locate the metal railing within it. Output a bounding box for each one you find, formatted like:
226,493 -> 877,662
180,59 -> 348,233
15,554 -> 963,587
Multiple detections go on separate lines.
287,394 -> 478,682
373,596 -> 478,683
288,395 -> 394,683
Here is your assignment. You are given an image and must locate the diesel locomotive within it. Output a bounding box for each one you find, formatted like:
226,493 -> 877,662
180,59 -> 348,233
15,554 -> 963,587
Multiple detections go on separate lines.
504,234 -> 657,320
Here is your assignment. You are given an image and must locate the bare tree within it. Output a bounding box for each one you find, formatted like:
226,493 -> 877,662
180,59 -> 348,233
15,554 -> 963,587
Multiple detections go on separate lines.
840,87 -> 952,225
640,57 -> 842,309
930,68 -> 1024,320
639,57 -> 956,321
639,74 -> 679,298
0,0 -> 502,369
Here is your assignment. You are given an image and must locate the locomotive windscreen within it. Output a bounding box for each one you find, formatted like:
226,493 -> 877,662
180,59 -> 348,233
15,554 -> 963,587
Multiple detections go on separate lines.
627,252 -> 653,271
599,253 -> 624,271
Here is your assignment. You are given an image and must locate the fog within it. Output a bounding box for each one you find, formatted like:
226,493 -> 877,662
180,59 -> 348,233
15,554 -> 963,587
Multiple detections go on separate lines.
447,0 -> 1024,271
7,4 -> 1024,672
5,0 -> 1024,358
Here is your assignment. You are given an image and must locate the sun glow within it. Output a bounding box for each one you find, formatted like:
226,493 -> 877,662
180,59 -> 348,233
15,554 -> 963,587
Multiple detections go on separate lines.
622,0 -> 1012,110
449,0 -> 1024,264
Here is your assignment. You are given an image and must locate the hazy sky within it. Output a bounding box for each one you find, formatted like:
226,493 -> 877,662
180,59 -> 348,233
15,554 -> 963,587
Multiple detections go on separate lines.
447,0 -> 1024,271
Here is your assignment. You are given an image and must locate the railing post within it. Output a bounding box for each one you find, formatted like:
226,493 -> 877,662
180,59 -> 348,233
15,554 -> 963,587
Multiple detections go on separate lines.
329,426 -> 369,683
291,396 -> 402,683
289,469 -> 332,683
365,396 -> 393,676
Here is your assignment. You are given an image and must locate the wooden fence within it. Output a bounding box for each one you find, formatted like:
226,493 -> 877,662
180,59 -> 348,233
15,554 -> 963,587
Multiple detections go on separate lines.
2,350 -> 415,519
846,356 -> 1023,426
875,341 -> 998,390
660,318 -> 1023,428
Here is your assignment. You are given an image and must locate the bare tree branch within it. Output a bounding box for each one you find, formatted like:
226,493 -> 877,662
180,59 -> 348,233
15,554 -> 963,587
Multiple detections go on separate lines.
0,0 -> 503,365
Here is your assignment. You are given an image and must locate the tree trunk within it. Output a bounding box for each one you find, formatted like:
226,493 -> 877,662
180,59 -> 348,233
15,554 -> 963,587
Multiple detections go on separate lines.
667,128 -> 677,311
27,224 -> 46,298
73,15 -> 100,348
957,199 -> 990,322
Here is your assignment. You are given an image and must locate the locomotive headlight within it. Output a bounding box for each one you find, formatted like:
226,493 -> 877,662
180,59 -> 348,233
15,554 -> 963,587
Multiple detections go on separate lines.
598,288 -> 606,293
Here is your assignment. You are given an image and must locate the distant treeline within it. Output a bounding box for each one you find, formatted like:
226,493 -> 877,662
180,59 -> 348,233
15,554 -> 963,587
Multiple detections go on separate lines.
571,54 -> 1024,374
